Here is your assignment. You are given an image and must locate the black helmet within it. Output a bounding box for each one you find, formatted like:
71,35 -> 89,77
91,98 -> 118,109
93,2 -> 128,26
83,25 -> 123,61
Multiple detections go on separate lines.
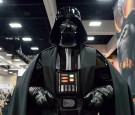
50,6 -> 87,45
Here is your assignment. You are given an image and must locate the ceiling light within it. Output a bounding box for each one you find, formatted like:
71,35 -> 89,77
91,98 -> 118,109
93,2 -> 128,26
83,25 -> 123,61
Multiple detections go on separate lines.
4,70 -> 8,72
0,0 -> 3,3
87,37 -> 95,41
14,59 -> 21,61
16,65 -> 20,68
11,66 -> 14,68
6,54 -> 12,56
9,23 -> 22,28
7,60 -> 12,64
31,47 -> 39,50
6,37 -> 13,40
22,37 -> 32,41
9,71 -> 13,74
89,21 -> 101,26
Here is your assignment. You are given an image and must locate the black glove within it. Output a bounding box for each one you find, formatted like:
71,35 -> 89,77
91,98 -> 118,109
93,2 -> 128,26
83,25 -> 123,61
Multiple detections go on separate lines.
84,85 -> 113,110
29,87 -> 55,107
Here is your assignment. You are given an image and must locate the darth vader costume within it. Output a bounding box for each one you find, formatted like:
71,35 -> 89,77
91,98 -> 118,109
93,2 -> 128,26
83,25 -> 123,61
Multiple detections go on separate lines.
9,7 -> 134,115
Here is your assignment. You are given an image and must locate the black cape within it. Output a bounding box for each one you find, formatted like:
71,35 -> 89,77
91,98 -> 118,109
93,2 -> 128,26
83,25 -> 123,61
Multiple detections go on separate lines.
8,45 -> 134,115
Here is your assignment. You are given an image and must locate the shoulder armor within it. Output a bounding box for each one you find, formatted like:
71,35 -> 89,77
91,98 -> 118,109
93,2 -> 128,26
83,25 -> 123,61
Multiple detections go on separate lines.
96,50 -> 108,68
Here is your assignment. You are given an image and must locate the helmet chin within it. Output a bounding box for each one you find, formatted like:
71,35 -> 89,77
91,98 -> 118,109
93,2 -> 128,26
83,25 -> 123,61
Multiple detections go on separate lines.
59,33 -> 77,47
59,42 -> 77,48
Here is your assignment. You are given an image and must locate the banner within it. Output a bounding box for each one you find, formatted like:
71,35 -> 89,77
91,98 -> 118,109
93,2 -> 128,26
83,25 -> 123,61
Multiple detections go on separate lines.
114,0 -> 135,99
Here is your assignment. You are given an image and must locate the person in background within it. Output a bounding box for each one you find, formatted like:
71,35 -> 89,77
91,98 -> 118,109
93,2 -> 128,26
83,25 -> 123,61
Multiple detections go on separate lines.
0,100 -> 6,115
0,103 -> 4,115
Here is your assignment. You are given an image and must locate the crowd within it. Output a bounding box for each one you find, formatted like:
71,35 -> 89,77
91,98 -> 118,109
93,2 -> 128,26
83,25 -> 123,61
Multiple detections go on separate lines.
0,89 -> 12,115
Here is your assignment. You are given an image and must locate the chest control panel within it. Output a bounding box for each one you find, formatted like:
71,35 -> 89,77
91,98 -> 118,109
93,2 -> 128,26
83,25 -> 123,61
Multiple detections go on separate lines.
56,71 -> 79,95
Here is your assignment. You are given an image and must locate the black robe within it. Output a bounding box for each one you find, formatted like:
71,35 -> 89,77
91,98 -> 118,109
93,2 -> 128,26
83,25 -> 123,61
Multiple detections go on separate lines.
8,45 -> 134,115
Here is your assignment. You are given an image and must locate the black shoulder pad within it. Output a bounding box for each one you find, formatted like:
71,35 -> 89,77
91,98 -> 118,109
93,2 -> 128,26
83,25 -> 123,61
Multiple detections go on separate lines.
96,50 -> 108,68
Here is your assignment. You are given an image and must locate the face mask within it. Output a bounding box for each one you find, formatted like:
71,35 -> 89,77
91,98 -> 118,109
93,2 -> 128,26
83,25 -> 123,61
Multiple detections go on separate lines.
59,19 -> 77,47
